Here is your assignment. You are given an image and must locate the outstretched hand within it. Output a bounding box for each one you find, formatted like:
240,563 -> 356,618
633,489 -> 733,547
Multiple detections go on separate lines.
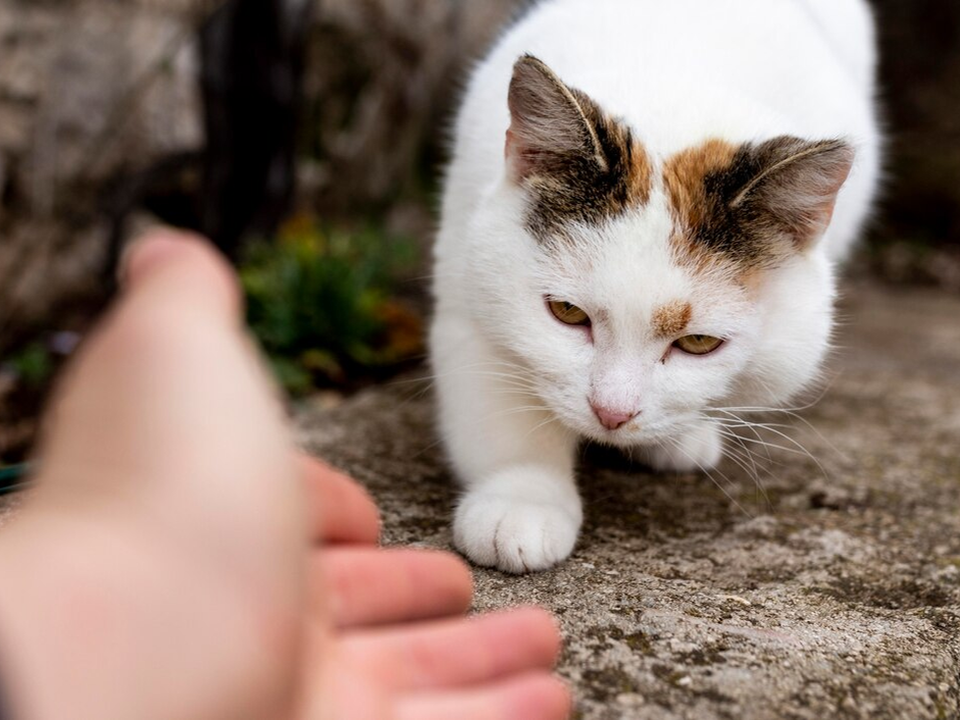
0,230 -> 570,720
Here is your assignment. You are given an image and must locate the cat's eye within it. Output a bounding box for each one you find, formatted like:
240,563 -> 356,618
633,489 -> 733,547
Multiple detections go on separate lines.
548,300 -> 591,326
674,334 -> 724,356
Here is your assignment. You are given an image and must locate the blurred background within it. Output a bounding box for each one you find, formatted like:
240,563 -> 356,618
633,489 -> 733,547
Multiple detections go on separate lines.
0,0 -> 958,466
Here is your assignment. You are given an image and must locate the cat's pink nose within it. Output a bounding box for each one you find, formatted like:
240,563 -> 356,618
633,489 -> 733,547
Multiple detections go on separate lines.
591,404 -> 637,431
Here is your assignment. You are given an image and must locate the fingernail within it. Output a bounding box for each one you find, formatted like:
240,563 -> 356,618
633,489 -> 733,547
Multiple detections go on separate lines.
118,228 -> 190,287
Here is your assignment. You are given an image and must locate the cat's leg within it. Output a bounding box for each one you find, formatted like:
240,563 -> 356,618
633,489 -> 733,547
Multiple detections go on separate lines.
432,315 -> 581,573
642,422 -> 723,473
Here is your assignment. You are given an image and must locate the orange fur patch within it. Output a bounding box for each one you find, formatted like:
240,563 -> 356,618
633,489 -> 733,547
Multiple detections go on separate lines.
663,139 -> 739,230
662,139 -> 740,272
652,300 -> 693,339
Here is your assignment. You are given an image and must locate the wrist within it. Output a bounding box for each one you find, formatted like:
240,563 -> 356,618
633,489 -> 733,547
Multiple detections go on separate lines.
0,513 -> 94,720
0,510 -> 190,720
0,507 -> 302,720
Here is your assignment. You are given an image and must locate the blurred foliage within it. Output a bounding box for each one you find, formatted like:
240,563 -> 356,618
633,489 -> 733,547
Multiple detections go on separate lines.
5,343 -> 55,388
0,343 -> 54,464
240,215 -> 424,395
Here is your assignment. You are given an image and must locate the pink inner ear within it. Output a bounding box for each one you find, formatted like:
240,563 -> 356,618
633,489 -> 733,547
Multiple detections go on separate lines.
815,155 -> 853,213
504,126 -> 532,182
795,158 -> 854,245
744,139 -> 856,250
817,195 -> 841,234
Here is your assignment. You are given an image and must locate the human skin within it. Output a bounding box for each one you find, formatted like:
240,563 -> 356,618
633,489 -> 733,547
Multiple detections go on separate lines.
0,230 -> 571,720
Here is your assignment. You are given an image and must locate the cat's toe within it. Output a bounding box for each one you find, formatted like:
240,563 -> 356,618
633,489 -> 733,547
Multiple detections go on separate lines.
453,493 -> 580,573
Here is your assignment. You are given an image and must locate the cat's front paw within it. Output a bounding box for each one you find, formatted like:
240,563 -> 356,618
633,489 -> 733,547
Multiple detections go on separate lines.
453,468 -> 582,573
454,495 -> 580,573
645,423 -> 723,473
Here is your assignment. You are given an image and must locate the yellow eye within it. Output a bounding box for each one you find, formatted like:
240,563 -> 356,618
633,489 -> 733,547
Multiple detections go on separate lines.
548,300 -> 590,326
674,334 -> 724,355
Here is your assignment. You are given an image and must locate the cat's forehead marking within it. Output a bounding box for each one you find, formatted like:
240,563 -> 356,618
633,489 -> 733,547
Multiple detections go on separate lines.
652,300 -> 693,339
525,110 -> 653,245
662,138 -> 746,271
663,139 -> 739,231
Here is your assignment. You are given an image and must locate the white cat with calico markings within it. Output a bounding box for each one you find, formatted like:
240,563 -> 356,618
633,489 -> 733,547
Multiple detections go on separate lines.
430,0 -> 881,573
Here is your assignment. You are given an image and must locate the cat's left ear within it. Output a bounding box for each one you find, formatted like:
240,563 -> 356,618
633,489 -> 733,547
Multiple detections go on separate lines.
734,137 -> 855,250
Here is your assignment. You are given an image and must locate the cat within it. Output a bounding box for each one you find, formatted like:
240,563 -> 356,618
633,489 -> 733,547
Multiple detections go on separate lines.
430,0 -> 881,573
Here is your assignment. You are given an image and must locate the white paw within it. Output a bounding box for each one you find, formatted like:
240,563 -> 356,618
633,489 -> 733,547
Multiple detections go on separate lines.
645,423 -> 723,473
452,468 -> 582,573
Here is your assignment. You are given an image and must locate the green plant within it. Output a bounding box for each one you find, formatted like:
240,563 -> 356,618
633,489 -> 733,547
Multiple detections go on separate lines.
240,217 -> 422,394
5,343 -> 55,387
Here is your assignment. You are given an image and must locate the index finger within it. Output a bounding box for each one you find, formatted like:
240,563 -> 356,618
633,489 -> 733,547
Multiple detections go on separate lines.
301,456 -> 380,544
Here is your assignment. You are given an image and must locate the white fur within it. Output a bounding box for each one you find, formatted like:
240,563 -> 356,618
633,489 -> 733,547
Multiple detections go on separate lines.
431,0 -> 881,573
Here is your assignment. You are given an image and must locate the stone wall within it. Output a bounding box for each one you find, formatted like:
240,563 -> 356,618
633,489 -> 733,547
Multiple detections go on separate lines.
302,0 -> 530,217
0,0 -> 204,345
0,0 -> 526,349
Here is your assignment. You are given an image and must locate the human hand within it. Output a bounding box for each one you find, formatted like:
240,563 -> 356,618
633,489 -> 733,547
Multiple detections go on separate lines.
0,230 -> 570,720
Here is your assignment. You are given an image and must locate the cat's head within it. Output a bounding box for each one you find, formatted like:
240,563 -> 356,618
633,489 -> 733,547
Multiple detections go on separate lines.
468,55 -> 854,448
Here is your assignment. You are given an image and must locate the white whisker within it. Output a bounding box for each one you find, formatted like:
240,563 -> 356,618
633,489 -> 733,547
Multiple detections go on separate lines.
660,435 -> 754,520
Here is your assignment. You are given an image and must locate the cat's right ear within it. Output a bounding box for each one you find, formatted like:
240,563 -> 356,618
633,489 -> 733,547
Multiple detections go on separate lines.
505,55 -> 609,183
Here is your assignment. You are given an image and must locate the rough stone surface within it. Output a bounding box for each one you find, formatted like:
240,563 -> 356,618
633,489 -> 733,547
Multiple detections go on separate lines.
0,0 -> 525,345
297,281 -> 960,720
0,0 -> 202,341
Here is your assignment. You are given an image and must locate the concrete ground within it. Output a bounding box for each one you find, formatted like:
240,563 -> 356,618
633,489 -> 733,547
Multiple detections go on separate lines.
0,280 -> 955,719
298,280 -> 960,720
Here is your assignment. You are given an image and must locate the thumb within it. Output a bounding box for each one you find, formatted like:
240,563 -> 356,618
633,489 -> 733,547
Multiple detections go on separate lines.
119,228 -> 243,326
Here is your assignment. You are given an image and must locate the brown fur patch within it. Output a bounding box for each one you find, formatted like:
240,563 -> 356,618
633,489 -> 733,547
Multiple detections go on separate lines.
663,139 -> 742,272
663,139 -> 740,232
507,55 -> 653,244
663,136 -> 854,272
652,300 -> 693,339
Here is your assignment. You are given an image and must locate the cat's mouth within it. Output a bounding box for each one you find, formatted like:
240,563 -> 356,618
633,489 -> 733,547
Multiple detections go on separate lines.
575,415 -> 685,448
